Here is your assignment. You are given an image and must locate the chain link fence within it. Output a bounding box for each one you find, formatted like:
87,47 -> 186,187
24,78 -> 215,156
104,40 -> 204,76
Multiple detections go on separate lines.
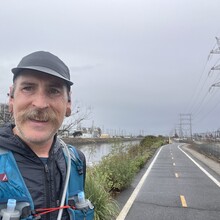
189,141 -> 220,163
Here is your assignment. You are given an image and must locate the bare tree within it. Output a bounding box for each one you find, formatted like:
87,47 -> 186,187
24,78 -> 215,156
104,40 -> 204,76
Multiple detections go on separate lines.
58,105 -> 92,136
0,103 -> 13,126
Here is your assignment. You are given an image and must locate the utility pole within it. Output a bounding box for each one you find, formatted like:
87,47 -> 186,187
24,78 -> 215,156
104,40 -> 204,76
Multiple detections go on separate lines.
210,36 -> 220,90
179,114 -> 192,140
210,37 -> 220,54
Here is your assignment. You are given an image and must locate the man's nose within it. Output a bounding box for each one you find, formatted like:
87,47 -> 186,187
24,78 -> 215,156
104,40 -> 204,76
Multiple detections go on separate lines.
32,92 -> 49,109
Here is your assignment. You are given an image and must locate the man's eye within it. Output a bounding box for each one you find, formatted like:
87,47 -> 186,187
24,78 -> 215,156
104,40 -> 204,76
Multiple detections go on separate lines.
22,86 -> 33,92
49,88 -> 60,95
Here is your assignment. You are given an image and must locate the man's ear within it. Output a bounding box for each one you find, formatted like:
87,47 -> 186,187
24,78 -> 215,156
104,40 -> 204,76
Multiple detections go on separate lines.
68,91 -> 71,103
65,91 -> 71,117
8,86 -> 14,113
65,106 -> 71,117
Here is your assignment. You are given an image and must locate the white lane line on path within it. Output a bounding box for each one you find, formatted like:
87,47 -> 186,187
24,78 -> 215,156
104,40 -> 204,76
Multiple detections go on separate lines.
116,147 -> 163,220
178,145 -> 220,188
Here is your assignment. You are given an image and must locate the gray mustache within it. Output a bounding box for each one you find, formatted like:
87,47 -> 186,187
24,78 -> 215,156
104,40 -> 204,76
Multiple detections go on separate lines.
23,108 -> 56,122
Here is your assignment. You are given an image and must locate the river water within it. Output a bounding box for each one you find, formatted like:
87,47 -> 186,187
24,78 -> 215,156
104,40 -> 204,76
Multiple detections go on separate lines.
76,140 -> 141,165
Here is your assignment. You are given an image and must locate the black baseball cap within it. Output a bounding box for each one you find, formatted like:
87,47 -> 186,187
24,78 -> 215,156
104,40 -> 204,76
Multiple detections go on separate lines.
12,51 -> 73,86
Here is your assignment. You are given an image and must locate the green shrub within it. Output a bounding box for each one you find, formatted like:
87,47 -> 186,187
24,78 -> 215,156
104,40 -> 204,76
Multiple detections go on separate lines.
133,153 -> 150,169
85,167 -> 119,220
96,153 -> 137,192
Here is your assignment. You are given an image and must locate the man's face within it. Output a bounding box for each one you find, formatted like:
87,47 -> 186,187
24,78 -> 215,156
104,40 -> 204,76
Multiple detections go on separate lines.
10,70 -> 71,146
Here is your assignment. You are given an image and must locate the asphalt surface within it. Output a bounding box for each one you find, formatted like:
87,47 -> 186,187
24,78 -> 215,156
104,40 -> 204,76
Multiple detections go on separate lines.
116,143 -> 220,220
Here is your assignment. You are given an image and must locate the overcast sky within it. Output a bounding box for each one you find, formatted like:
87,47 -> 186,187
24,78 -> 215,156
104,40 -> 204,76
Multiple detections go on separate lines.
1,0 -> 220,136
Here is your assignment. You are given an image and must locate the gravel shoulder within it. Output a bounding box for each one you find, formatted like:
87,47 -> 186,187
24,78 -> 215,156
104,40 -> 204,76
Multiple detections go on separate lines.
182,144 -> 220,176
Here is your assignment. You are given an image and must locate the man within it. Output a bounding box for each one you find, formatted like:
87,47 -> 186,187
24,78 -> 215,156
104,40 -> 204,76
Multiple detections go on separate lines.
0,51 -> 92,220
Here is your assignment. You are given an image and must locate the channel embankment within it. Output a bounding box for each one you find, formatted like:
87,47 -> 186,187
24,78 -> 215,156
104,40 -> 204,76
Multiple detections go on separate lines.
62,137 -> 143,146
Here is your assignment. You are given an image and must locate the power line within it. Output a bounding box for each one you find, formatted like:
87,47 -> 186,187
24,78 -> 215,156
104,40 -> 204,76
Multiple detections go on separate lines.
185,59 -> 210,114
192,37 -> 220,127
179,36 -> 220,134
194,95 -> 220,126
186,37 -> 220,113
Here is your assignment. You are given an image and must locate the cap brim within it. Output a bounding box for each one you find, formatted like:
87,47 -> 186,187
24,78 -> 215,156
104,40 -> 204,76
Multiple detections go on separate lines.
12,66 -> 73,86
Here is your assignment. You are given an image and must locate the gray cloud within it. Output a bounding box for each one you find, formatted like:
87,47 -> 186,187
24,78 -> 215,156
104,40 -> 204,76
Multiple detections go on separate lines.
1,0 -> 220,135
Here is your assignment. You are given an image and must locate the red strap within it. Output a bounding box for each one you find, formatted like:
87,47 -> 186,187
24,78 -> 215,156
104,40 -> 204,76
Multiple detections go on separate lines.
34,205 -> 76,217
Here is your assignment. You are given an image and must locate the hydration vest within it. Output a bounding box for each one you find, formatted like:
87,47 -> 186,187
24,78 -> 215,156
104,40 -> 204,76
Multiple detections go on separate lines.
0,144 -> 94,220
